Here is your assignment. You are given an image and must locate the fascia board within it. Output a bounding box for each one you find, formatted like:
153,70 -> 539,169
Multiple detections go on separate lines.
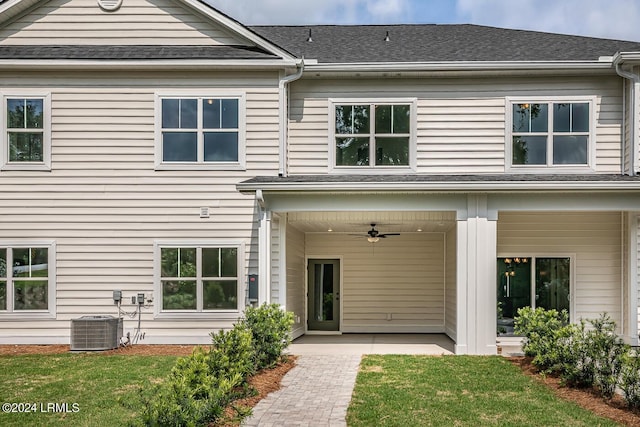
237,181 -> 640,193
0,58 -> 299,70
180,0 -> 297,62
0,0 -> 40,27
304,60 -> 614,73
613,51 -> 640,66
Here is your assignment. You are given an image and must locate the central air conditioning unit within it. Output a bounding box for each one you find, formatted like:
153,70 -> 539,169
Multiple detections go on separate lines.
70,315 -> 123,351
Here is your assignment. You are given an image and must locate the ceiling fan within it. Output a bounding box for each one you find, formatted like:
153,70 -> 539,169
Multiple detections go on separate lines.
357,223 -> 400,243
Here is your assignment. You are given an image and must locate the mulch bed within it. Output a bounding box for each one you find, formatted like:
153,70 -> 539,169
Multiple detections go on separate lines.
0,344 -> 198,356
509,357 -> 640,426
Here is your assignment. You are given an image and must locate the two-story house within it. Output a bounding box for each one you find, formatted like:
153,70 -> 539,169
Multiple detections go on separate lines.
1,0 -> 640,355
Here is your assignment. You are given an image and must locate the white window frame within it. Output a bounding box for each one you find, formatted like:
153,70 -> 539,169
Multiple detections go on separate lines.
329,98 -> 417,174
0,241 -> 56,320
497,253 -> 575,319
154,91 -> 246,171
1,92 -> 52,172
153,240 -> 244,320
505,96 -> 596,174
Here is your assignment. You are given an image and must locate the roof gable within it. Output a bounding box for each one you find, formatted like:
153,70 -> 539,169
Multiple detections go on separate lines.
0,0 -> 294,60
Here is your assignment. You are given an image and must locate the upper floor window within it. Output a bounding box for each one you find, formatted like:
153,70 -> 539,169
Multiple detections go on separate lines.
331,99 -> 416,172
507,98 -> 594,172
0,243 -> 56,318
1,94 -> 51,171
155,93 -> 245,170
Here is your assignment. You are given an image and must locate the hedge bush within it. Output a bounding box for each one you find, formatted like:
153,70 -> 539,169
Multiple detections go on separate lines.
514,307 -> 572,373
240,303 -> 294,370
129,304 -> 294,426
514,307 -> 640,408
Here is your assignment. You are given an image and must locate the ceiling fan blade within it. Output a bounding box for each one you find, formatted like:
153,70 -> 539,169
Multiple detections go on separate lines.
379,233 -> 400,238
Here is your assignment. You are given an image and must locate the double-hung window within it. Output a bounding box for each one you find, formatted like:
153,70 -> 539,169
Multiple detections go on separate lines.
331,100 -> 415,171
0,243 -> 55,317
156,243 -> 241,316
156,94 -> 245,170
2,94 -> 51,171
508,98 -> 593,171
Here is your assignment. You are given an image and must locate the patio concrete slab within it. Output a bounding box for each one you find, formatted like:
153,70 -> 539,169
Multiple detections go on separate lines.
287,333 -> 455,356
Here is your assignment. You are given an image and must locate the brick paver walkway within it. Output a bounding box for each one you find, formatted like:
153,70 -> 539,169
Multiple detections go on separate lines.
242,354 -> 362,426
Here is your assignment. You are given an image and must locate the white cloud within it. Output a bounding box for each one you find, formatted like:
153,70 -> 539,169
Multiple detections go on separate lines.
456,0 -> 640,41
206,0 -> 411,25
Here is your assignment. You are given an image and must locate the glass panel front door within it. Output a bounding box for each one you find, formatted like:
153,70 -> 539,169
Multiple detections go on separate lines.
535,258 -> 570,313
497,256 -> 571,336
497,257 -> 531,335
307,259 -> 340,331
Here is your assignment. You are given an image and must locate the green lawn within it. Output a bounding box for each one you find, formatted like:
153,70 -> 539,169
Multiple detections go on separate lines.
347,355 -> 620,427
0,353 -> 622,427
0,353 -> 178,427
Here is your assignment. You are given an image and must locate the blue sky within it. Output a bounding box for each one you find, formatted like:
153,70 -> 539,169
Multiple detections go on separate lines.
206,0 -> 640,42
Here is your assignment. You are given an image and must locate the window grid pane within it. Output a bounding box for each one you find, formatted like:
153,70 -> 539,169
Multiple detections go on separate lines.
162,280 -> 197,310
336,137 -> 369,166
335,103 -> 411,168
0,281 -> 5,311
162,97 -> 240,164
0,246 -> 50,313
14,280 -> 48,310
512,102 -> 589,167
0,249 -> 5,278
375,137 -> 409,166
203,280 -> 237,310
6,98 -> 45,164
161,246 -> 239,312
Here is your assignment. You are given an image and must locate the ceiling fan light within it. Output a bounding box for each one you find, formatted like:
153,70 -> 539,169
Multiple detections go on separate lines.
367,237 -> 380,243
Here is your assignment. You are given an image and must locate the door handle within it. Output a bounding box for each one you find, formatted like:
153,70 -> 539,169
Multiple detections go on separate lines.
336,292 -> 340,301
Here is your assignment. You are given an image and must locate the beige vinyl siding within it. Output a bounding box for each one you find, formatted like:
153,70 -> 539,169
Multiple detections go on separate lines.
0,71 -> 280,344
445,226 -> 457,340
288,76 -> 623,175
285,224 -> 305,339
305,233 -> 445,333
497,212 -> 622,328
0,0 -> 250,46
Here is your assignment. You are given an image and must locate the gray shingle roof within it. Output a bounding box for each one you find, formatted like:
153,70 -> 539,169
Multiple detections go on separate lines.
0,45 -> 278,60
249,24 -> 640,63
242,174 -> 640,185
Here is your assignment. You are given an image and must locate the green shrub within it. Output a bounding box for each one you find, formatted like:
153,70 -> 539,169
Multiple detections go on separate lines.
620,352 -> 640,410
130,304 -> 294,425
556,318 -> 595,388
134,347 -> 241,426
209,323 -> 255,382
514,307 -> 571,372
589,314 -> 629,399
241,303 -> 294,369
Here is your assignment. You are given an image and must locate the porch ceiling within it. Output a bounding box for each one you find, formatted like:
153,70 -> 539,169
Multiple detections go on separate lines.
286,211 -> 457,233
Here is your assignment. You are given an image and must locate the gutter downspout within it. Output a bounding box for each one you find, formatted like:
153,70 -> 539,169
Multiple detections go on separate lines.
278,59 -> 305,177
615,62 -> 640,176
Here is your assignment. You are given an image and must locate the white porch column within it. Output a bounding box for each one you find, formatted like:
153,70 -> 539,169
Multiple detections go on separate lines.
258,209 -> 272,305
628,213 -> 639,345
456,195 -> 498,355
